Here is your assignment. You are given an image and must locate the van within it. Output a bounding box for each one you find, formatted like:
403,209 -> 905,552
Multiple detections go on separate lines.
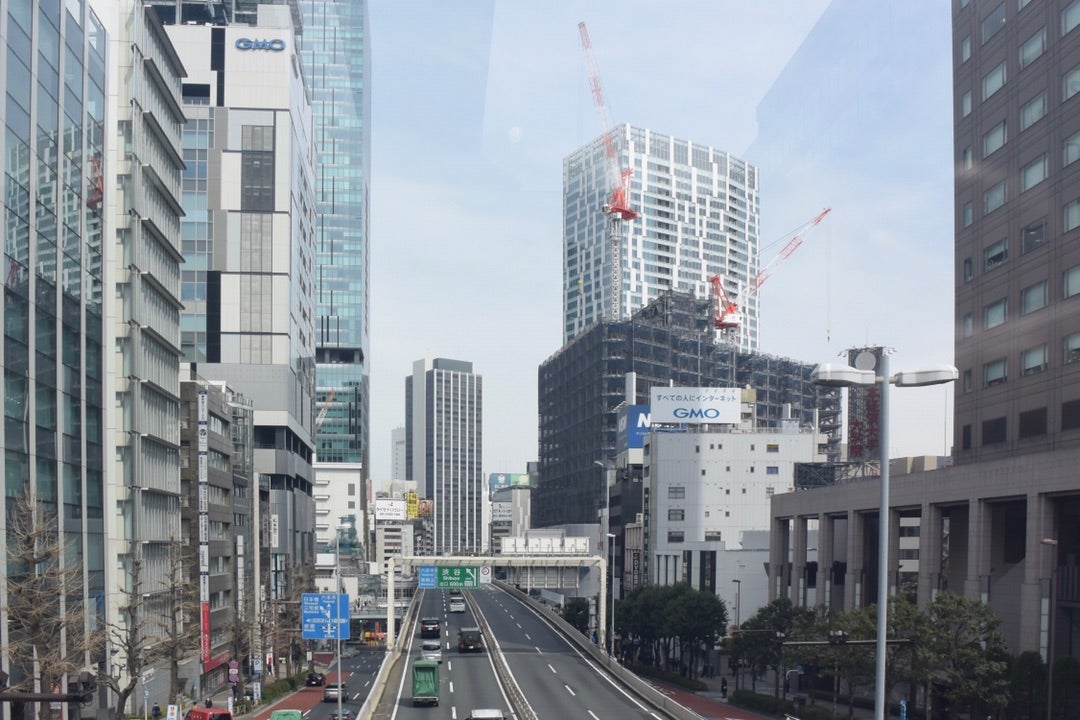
184,709 -> 232,720
457,627 -> 483,653
268,710 -> 304,720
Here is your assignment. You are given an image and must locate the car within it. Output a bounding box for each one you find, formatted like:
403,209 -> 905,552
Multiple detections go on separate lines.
449,596 -> 466,613
465,711 -> 507,720
419,617 -> 441,638
305,672 -> 325,687
328,711 -> 352,720
457,627 -> 483,653
419,640 -> 443,663
322,683 -> 346,702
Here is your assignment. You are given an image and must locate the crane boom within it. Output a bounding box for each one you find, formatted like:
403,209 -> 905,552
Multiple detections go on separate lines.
579,21 -> 637,322
711,207 -> 831,331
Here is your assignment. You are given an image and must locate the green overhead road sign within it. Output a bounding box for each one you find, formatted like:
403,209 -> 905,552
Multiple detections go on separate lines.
437,566 -> 479,589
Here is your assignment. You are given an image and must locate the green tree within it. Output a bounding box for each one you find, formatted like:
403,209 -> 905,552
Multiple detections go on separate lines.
666,583 -> 728,678
1008,651 -> 1046,720
921,591 -> 1010,719
562,597 -> 591,635
732,598 -> 813,698
1051,656 -> 1080,720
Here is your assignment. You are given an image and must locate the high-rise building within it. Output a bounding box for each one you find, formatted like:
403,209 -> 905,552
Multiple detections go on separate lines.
953,0 -> 1080,463
166,3 -> 318,629
405,358 -> 483,554
1,0 -> 108,702
299,0 -> 372,471
563,124 -> 761,349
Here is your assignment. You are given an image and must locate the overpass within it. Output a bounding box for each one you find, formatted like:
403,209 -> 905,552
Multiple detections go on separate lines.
385,555 -> 606,650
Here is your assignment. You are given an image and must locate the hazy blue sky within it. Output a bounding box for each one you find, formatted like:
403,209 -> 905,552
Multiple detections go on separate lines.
367,1 -> 954,482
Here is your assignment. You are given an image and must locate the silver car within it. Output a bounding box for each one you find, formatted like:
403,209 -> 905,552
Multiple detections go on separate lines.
420,640 -> 443,663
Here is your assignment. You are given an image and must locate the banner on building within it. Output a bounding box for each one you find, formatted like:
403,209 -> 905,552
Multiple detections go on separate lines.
374,499 -> 407,521
406,491 -> 419,519
649,387 -> 739,424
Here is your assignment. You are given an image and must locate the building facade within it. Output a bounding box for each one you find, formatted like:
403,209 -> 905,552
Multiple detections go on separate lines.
405,358 -> 483,554
563,124 -> 761,349
166,4 -> 318,623
1,0 -> 108,702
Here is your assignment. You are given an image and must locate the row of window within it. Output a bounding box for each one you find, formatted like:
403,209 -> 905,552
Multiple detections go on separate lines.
960,396 -> 1080,450
963,332 -> 1080,390
962,265 -> 1080,338
959,0 -> 1080,48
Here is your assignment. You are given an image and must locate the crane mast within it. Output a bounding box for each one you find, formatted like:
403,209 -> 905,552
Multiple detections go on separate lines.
579,21 -> 637,323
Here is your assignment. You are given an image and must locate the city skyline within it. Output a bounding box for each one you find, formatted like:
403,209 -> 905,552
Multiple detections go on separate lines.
368,1 -> 953,481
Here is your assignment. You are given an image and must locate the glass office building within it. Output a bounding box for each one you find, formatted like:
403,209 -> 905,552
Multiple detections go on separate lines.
2,0 -> 107,690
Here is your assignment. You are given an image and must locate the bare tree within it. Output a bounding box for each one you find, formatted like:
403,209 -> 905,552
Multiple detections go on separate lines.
2,489 -> 104,720
98,551 -> 172,719
160,538 -> 201,703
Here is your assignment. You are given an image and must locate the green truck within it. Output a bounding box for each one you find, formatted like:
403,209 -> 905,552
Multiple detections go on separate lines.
411,659 -> 440,706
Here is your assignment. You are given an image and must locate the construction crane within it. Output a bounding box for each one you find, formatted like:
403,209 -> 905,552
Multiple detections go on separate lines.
579,21 -> 638,323
315,389 -> 335,432
710,207 -> 832,332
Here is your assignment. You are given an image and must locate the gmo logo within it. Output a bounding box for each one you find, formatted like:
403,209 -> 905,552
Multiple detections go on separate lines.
672,407 -> 722,419
235,38 -> 286,51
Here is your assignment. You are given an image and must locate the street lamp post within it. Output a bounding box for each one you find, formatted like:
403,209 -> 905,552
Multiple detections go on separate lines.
731,578 -> 741,628
1042,537 -> 1059,720
812,353 -> 956,720
335,523 -> 343,720
594,460 -> 614,655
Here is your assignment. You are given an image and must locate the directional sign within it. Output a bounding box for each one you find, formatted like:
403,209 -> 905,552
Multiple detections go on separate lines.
437,567 -> 479,589
301,592 -> 350,640
418,566 -> 437,589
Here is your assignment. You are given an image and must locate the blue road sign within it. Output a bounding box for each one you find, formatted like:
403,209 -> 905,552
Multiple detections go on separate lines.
301,592 -> 350,640
419,566 -> 437,589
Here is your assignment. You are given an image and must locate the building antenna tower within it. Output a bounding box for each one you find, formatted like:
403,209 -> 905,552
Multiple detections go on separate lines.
579,21 -> 638,322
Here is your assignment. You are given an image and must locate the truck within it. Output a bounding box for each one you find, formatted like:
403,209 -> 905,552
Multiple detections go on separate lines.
411,659 -> 440,706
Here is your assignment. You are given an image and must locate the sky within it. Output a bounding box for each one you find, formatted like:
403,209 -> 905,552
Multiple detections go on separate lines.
366,1 -> 955,483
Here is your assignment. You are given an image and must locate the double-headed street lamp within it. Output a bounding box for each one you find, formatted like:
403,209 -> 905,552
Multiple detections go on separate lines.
812,351 -> 956,720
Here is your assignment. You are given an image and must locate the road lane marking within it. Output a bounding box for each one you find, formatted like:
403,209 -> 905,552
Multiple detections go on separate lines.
564,684 -> 575,696
449,681 -> 454,694
548,664 -> 557,673
587,712 -> 599,720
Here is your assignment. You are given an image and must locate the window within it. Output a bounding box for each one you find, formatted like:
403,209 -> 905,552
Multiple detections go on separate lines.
1019,408 -> 1048,438
667,486 -> 685,499
963,369 -> 973,393
985,298 -> 1007,329
1022,345 -> 1047,375
983,121 -> 1007,156
766,443 -> 779,453
668,508 -> 684,521
985,358 -> 1007,386
1066,198 -> 1080,232
985,238 -> 1007,269
962,146 -> 973,170
1021,280 -> 1048,314
962,90 -> 972,118
704,531 -> 722,542
984,181 -> 1006,214
963,313 -> 974,338
961,35 -> 971,62
1065,265 -> 1080,297
1021,92 -> 1047,130
1020,28 -> 1046,68
983,62 -> 1007,100
1065,65 -> 1080,101
982,417 -> 1007,444
964,202 -> 973,227
1063,399 -> 1080,431
982,3 -> 1006,43
1021,155 -> 1047,191
1065,0 -> 1080,35
1065,333 -> 1080,363
667,531 -> 684,543
1022,219 -> 1046,253
1065,129 -> 1080,165
963,257 -> 973,282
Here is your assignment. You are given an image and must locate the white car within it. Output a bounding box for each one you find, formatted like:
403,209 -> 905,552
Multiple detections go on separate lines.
449,595 -> 466,613
420,640 -> 443,663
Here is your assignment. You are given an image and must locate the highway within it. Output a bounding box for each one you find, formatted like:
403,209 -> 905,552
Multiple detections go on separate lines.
473,586 -> 663,720
248,645 -> 384,720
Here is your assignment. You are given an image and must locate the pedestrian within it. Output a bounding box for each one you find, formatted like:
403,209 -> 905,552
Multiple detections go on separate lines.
152,704 -> 161,720
204,697 -> 212,708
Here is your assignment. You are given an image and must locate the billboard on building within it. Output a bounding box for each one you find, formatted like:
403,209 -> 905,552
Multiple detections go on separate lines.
491,502 -> 512,523
374,499 -> 407,521
490,473 -> 530,492
418,498 -> 433,516
406,491 -> 419,519
617,405 -> 651,449
649,387 -> 739,424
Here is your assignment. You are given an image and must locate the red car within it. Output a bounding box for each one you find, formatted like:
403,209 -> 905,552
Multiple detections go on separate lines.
419,617 -> 441,638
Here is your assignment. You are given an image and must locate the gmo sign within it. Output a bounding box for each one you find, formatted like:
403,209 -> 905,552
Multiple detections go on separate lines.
650,386 -> 739,425
235,38 -> 286,51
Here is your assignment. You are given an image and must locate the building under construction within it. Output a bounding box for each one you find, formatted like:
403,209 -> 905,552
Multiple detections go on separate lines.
534,291 -> 842,528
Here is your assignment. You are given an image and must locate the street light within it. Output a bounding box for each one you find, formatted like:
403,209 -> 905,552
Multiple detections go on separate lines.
594,460 -> 614,655
811,352 -> 957,720
1042,537 -> 1059,720
731,578 -> 741,628
335,521 -> 345,720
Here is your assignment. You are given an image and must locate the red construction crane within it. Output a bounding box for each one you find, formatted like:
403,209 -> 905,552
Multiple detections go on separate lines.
710,207 -> 831,331
579,21 -> 637,322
